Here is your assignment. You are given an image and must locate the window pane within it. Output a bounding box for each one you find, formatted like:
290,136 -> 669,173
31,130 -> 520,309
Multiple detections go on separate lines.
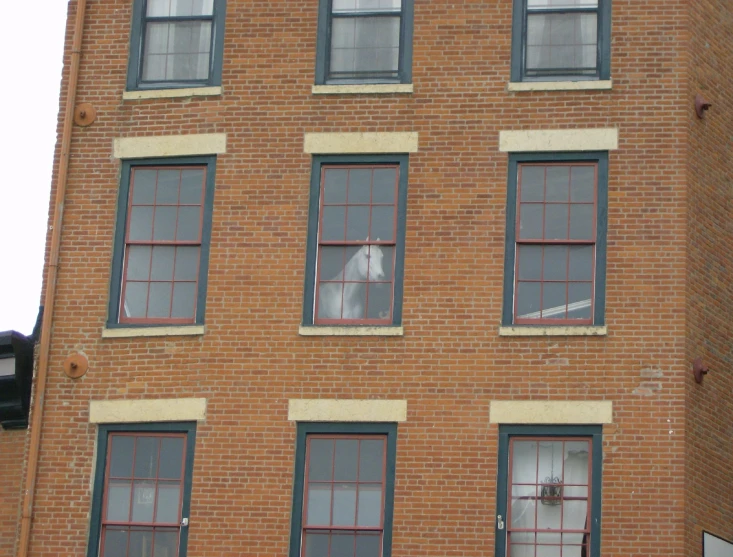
331,17 -> 399,76
517,245 -> 542,281
159,437 -> 184,479
528,0 -> 597,7
516,282 -> 541,318
355,533 -> 382,557
106,480 -> 132,522
322,206 -> 346,241
359,440 -> 384,481
520,166 -> 545,202
102,528 -> 128,557
519,204 -> 543,239
334,440 -> 359,481
570,166 -> 595,201
372,168 -> 397,203
153,206 -> 177,240
109,436 -> 135,478
155,483 -> 181,523
319,247 -> 346,281
123,282 -> 148,318
151,246 -> 175,281
568,283 -> 592,319
333,0 -> 402,11
330,533 -> 356,557
535,545 -> 561,557
177,206 -> 202,241
324,168 -> 349,203
131,482 -> 156,522
129,529 -> 154,557
543,245 -> 568,281
153,530 -> 180,557
309,439 -> 335,481
129,207 -> 154,241
180,168 -> 205,204
134,437 -> 159,478
148,282 -> 173,318
569,204 -> 594,240
542,282 -> 567,318
174,246 -> 200,281
143,22 -> 212,82
510,484 -> 536,529
377,246 -> 394,280
132,170 -> 157,204
546,167 -> 570,202
333,484 -> 358,526
305,532 -> 330,557
356,484 -> 382,526
126,246 -> 152,281
348,169 -> 373,203
306,484 -> 332,525
156,170 -> 180,204
346,206 -> 371,241
544,205 -> 569,240
568,246 -> 593,280
172,282 -> 197,319
319,282 -> 344,319
526,13 -> 597,72
370,206 -> 395,242
367,283 -> 392,320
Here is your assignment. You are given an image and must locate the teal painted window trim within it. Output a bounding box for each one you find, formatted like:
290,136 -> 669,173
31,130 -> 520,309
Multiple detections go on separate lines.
107,156 -> 216,328
126,0 -> 227,91
302,155 -> 409,327
87,422 -> 197,557
495,425 -> 602,557
314,0 -> 414,85
510,0 -> 611,82
289,422 -> 398,557
501,152 -> 608,326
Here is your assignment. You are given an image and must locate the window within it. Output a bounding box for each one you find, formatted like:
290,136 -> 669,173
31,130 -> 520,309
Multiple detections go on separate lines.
108,157 -> 216,326
302,156 -> 408,327
315,0 -> 414,85
127,0 -> 227,90
289,423 -> 397,557
502,153 -> 607,326
87,423 -> 197,557
510,0 -> 611,82
495,425 -> 602,557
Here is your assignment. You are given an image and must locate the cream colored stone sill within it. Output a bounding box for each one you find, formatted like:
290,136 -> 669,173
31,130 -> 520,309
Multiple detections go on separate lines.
299,326 -> 404,337
312,84 -> 413,95
122,86 -> 222,100
102,325 -> 205,338
507,80 -> 612,92
499,326 -> 607,337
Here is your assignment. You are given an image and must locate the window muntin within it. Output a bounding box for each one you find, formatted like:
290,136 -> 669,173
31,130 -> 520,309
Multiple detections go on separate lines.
315,166 -> 398,325
513,163 -> 597,325
120,166 -> 206,324
508,437 -> 592,557
302,435 -> 387,557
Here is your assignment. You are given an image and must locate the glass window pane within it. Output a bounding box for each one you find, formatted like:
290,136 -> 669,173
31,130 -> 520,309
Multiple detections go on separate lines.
334,440 -> 359,480
153,206 -> 177,241
355,533 -> 381,557
174,247 -> 200,281
155,483 -> 181,523
535,545 -> 561,557
543,245 -> 568,281
568,283 -> 592,319
102,528 -> 128,557
512,441 -> 538,483
331,18 -> 356,49
348,169 -> 372,203
367,283 -> 391,319
331,533 -> 356,557
131,482 -> 156,522
309,439 -> 335,481
110,436 -> 135,478
563,501 -> 588,531
359,439 -> 384,481
370,206 -> 395,242
159,437 -> 184,479
172,282 -> 197,319
321,206 -> 346,241
155,170 -> 180,204
106,480 -> 132,522
318,282 -> 344,319
372,168 -> 397,203
333,484 -> 358,526
346,206 -> 370,241
142,54 -> 167,81
568,246 -> 593,280
147,0 -> 171,16
544,205 -> 569,240
542,282 -> 567,319
570,166 -> 595,201
132,170 -> 157,204
123,282 -> 148,318
569,205 -> 594,240
517,245 -> 542,281
153,530 -> 180,557
306,484 -> 332,526
151,246 -> 175,281
126,246 -> 152,281
304,532 -> 330,557
520,166 -> 545,202
148,282 -> 173,318
376,246 -> 394,280
134,437 -> 159,478
129,207 -> 154,241
546,167 -> 570,202
180,168 -> 204,204
319,247 -> 346,282
356,484 -> 382,526
128,529 -> 154,557
519,204 -> 543,239
516,282 -> 541,319
324,169 -> 348,203
510,485 -> 536,529
177,206 -> 202,241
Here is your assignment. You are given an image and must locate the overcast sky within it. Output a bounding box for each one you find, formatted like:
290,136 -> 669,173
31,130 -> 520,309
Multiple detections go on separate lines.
0,1 -> 69,335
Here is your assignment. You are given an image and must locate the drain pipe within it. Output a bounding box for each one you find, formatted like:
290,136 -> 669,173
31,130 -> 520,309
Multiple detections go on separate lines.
17,1 -> 88,556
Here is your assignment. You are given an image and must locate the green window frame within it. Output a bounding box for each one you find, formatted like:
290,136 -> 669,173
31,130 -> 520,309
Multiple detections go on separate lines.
87,422 -> 197,557
502,152 -> 608,326
495,425 -> 602,557
302,155 -> 409,327
289,422 -> 398,557
314,0 -> 414,85
107,157 -> 216,328
510,0 -> 611,82
126,0 -> 227,91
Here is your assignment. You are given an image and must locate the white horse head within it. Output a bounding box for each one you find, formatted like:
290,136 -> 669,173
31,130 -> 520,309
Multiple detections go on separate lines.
348,244 -> 385,282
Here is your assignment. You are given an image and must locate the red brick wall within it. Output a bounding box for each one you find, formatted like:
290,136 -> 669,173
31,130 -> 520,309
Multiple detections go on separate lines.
0,429 -> 26,557
26,1 -> 697,556
685,0 -> 733,555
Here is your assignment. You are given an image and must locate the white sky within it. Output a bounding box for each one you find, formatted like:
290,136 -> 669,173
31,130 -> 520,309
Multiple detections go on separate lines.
0,1 -> 69,335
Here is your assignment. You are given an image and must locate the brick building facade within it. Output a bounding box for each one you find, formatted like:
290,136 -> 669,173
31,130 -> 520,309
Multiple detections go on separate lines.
4,1 -> 732,557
